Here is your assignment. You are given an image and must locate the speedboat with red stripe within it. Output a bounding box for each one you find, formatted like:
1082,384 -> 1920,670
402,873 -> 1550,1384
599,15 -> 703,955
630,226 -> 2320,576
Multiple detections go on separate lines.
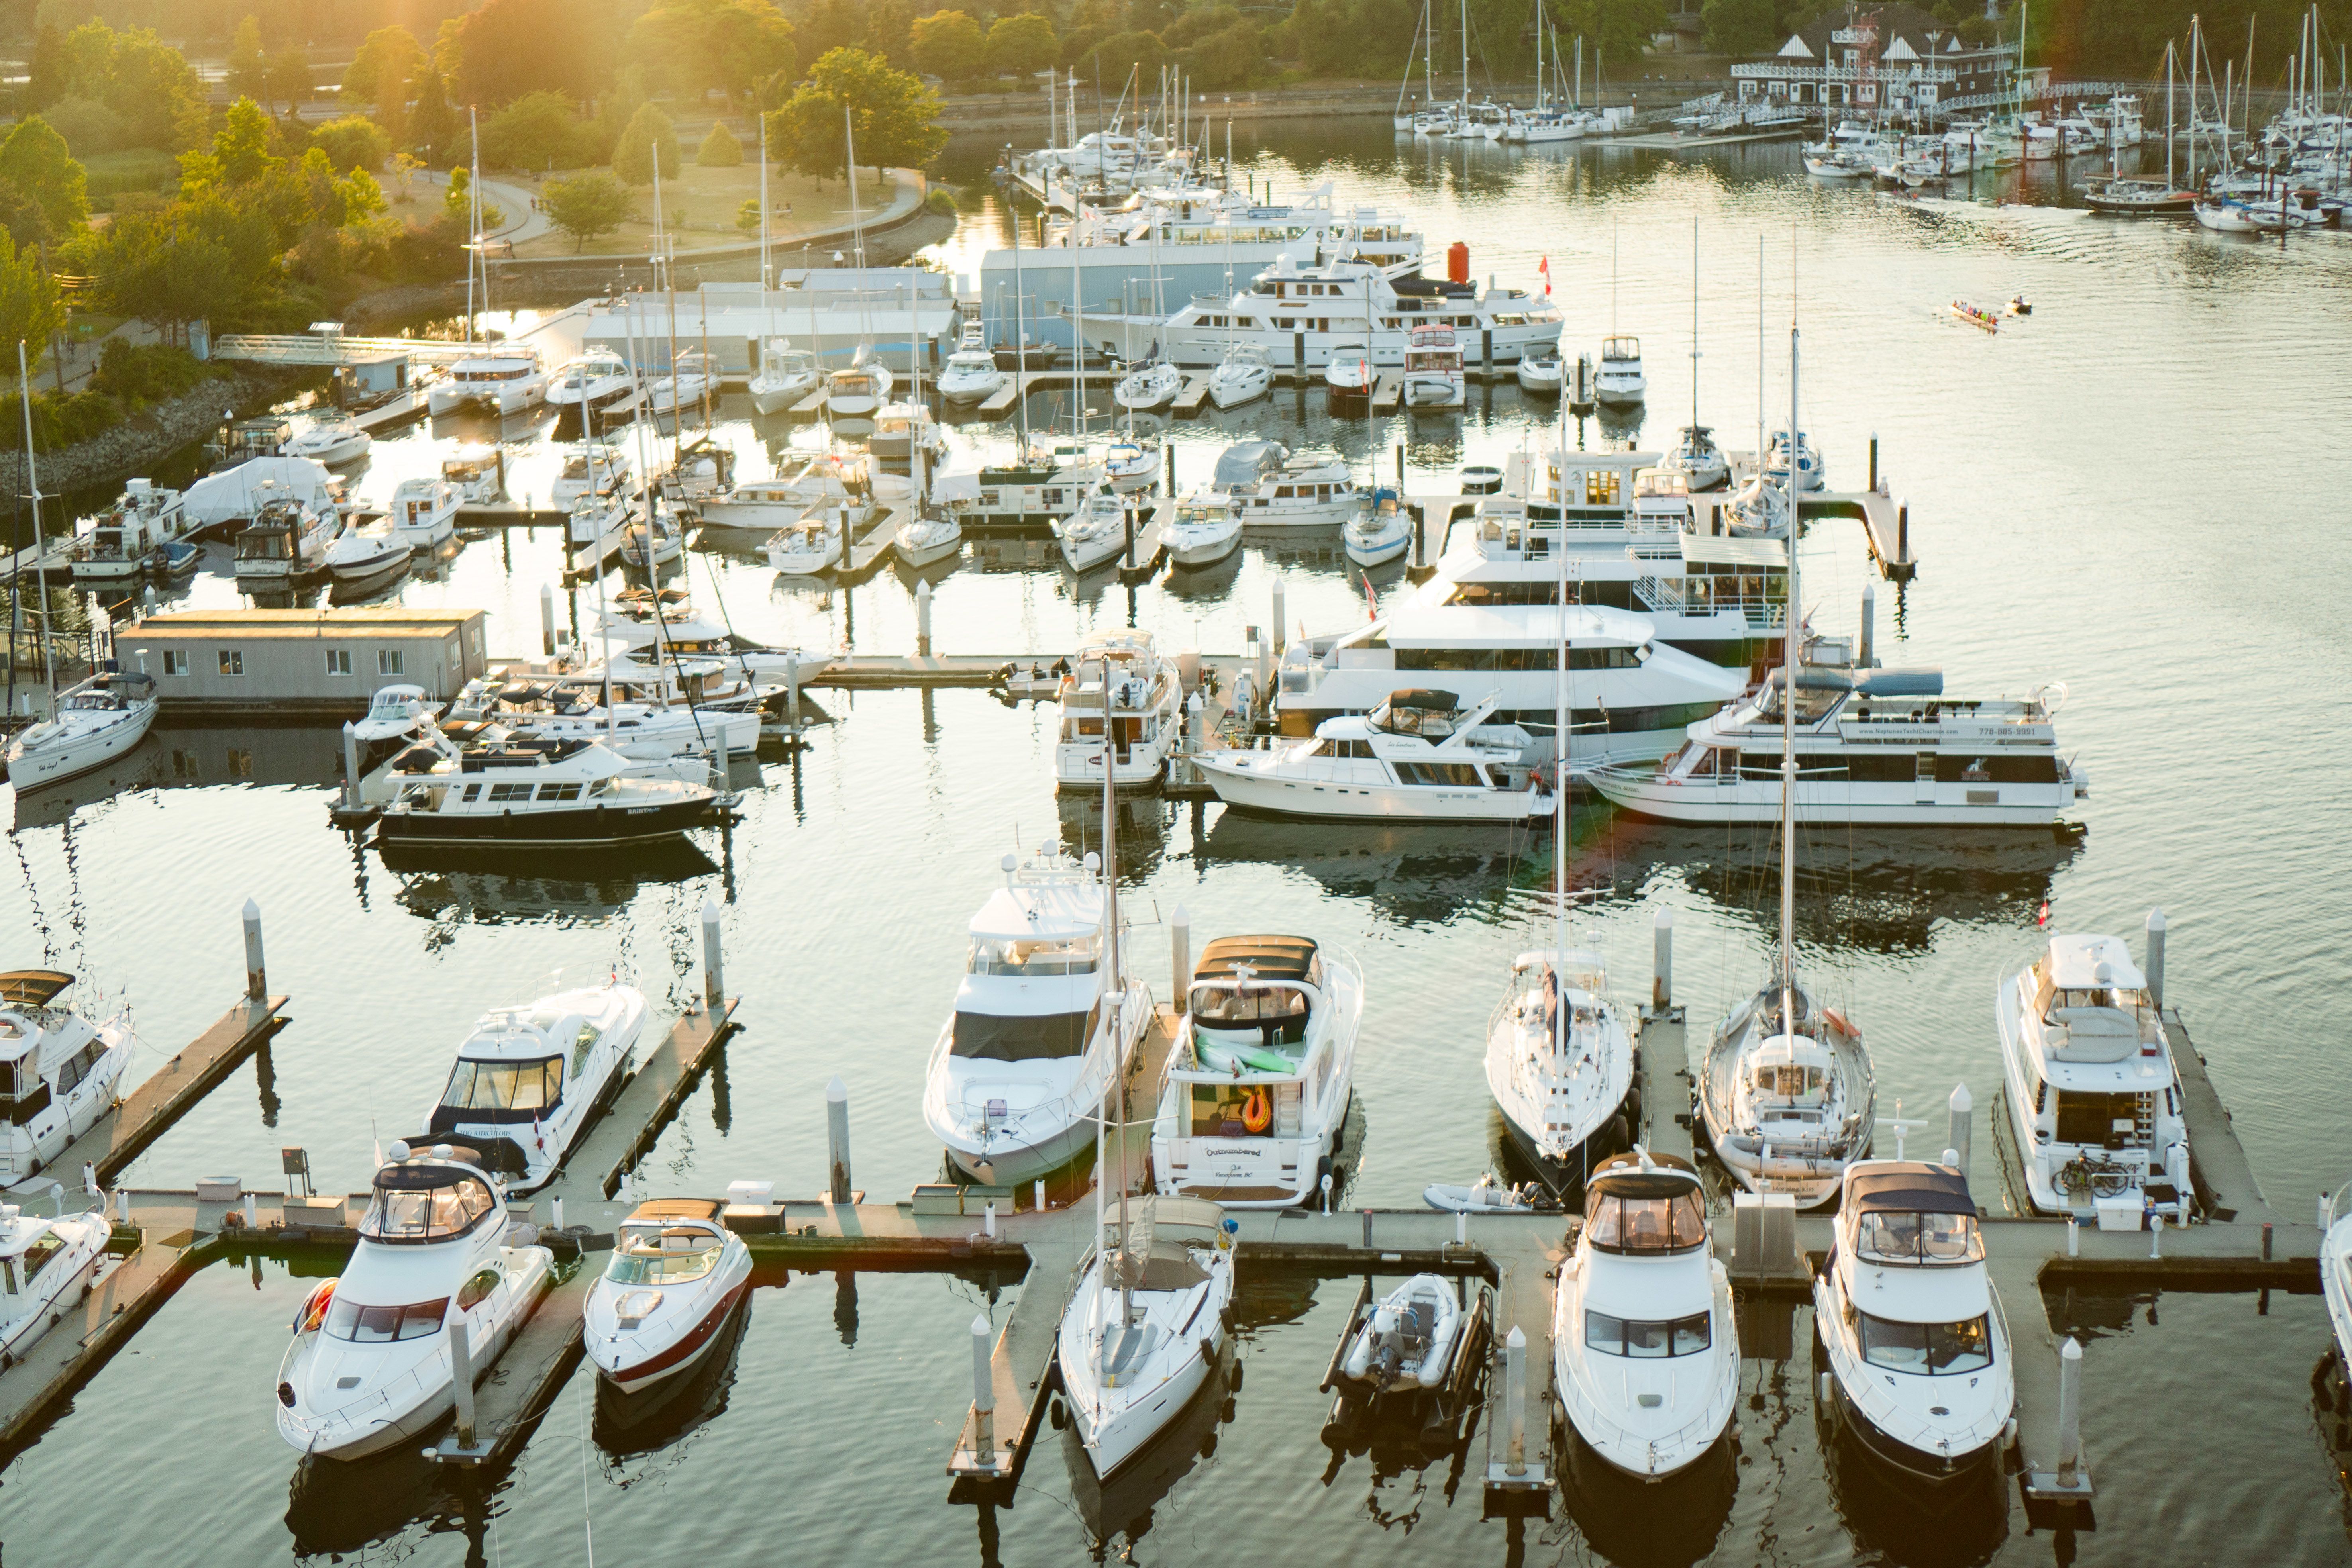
583,1200 -> 752,1396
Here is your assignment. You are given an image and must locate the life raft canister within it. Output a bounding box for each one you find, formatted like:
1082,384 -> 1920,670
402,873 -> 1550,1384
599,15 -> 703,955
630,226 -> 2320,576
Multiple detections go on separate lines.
1241,1086 -> 1273,1134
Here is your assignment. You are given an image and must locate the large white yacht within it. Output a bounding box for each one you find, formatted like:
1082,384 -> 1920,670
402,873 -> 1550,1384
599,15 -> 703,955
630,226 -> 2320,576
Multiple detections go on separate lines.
1815,1160 -> 2016,1482
824,351 -> 894,417
4,669 -> 158,790
1053,631 -> 1183,791
1591,668 -> 2090,826
1993,933 -> 2191,1223
1150,935 -> 1363,1208
696,454 -> 871,536
0,1200 -> 112,1365
1056,1196 -> 1236,1477
920,848 -> 1151,1188
546,350 -> 634,411
1195,690 -> 1551,823
749,339 -> 824,414
429,348 -> 547,416
275,1141 -> 554,1458
0,970 -> 135,1187
1552,1151 -> 1738,1478
415,980 -> 645,1192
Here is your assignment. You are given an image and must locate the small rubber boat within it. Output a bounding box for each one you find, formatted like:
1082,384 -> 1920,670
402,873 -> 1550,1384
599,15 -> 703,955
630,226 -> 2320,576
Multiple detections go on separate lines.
1422,1176 -> 1555,1213
1320,1273 -> 1491,1450
2007,294 -> 2033,315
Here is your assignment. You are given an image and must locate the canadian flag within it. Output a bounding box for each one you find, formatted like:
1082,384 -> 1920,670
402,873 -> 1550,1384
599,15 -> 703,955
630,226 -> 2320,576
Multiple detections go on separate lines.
1538,255 -> 1552,296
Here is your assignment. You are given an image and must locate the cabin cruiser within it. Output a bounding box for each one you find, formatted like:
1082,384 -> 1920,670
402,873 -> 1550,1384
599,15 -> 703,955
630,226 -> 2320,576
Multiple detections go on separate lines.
1208,344 -> 1272,408
1515,350 -> 1564,396
920,846 -> 1151,1187
644,352 -> 718,417
1815,1161 -> 2016,1481
234,488 -> 337,581
324,516 -> 412,583
1486,950 -> 1636,1197
1401,325 -> 1465,408
1322,347 -> 1374,402
447,675 -> 758,758
1592,668 -> 2089,826
429,348 -> 547,416
824,351 -> 893,417
1765,428 -> 1822,491
621,507 -> 684,569
583,1198 -> 753,1397
418,980 -> 645,1190
1994,933 -> 2191,1223
439,445 -> 505,505
547,350 -> 635,410
1055,488 -> 1150,575
0,970 -> 135,1186
69,480 -> 189,586
571,607 -> 814,698
749,339 -> 824,414
1054,630 -> 1183,789
275,1141 -> 555,1458
1660,425 -> 1729,490
1103,441 -> 1158,494
1595,336 -> 1645,404
1342,486 -> 1409,566
698,455 -> 872,535
6,669 -> 159,791
893,506 -> 963,569
1056,1197 -> 1236,1477
1150,935 -> 1364,1208
1552,1151 -> 1737,1478
937,327 -> 1008,405
1322,1274 -> 1485,1448
375,736 -> 723,849
1195,690 -> 1550,823
1113,359 -> 1182,412
0,1199 -> 112,1364
1163,494 -> 1242,568
941,444 -> 1107,530
354,684 -> 434,747
286,416 -> 371,467
1199,441 -> 1356,527
551,445 -> 632,508
388,477 -> 461,549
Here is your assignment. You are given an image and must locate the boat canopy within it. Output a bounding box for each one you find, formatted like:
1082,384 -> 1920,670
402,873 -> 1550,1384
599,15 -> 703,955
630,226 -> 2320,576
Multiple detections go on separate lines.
1194,935 -> 1318,985
2040,934 -> 2145,993
1583,1153 -> 1707,1254
0,971 -> 72,1009
1848,1164 -> 1984,1266
1212,440 -> 1287,488
1848,1162 -> 1974,1216
362,1154 -> 498,1244
1370,690 -> 1459,738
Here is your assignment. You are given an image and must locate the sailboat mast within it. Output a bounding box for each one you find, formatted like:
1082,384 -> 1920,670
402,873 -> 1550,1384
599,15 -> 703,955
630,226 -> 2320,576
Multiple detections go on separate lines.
1100,654 -> 1128,1329
466,108 -> 481,339
1779,320 -> 1801,993
18,340 -> 50,696
1552,417 -> 1567,996
1011,201 -> 1030,454
1689,211 -> 1700,430
1460,0 -> 1469,120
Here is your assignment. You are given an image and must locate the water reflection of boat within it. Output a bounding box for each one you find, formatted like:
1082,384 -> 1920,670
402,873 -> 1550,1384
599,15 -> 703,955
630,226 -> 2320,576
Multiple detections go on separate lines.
283,1422 -> 479,1559
596,1280 -> 757,1456
1559,1416 -> 1737,1568
1060,1341 -> 1240,1552
1196,811 -> 1535,925
9,735 -> 165,829
1815,1345 -> 2013,1556
383,840 -> 721,920
1056,792 -> 1170,882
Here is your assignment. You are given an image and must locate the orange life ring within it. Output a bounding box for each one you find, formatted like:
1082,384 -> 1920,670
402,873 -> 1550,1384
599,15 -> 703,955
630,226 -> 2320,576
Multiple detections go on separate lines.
1241,1087 -> 1272,1134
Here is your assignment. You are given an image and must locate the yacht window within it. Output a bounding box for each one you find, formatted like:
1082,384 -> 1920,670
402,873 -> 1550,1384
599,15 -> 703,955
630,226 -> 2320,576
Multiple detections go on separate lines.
966,933 -> 1100,976
487,782 -> 534,804
1856,1311 -> 1993,1375
359,1172 -> 496,1243
1190,984 -> 1310,1026
1585,1189 -> 1708,1252
1394,762 -> 1486,788
441,1056 -> 564,1113
53,1040 -> 107,1096
1856,1209 -> 1984,1264
13,1231 -> 64,1284
949,1002 -> 1101,1062
537,783 -> 584,803
607,1226 -> 724,1285
571,1023 -> 602,1075
1584,1308 -> 1711,1358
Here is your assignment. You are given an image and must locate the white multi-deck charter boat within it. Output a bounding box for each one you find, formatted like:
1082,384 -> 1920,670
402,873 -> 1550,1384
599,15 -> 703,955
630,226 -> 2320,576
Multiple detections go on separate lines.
582,1198 -> 753,1399
0,970 -> 136,1186
1589,669 -> 2090,827
1053,631 -> 1183,789
275,1141 -> 554,1458
1993,933 -> 2191,1224
1151,935 -> 1364,1207
417,980 -> 645,1191
5,669 -> 159,790
920,847 -> 1151,1187
1195,689 -> 1551,823
1552,1151 -> 1738,1478
429,347 -> 547,416
1815,1161 -> 2017,1482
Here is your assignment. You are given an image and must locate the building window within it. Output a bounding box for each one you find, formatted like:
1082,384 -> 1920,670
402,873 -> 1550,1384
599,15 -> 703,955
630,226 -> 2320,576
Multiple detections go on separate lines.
218,649 -> 244,677
378,649 -> 405,676
162,650 -> 189,677
324,649 -> 351,676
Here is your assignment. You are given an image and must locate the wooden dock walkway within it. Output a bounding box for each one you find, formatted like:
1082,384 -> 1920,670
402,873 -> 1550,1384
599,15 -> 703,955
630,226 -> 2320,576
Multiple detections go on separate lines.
2165,1008 -> 2275,1223
557,997 -> 741,1204
840,502 -> 900,578
0,1232 -> 202,1456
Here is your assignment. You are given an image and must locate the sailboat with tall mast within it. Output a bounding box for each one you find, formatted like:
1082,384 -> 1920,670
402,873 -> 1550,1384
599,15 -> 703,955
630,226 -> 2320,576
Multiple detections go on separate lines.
750,117 -> 824,414
1695,319 -> 1876,1210
1394,0 -> 1432,131
1661,215 -> 1728,490
826,110 -> 895,417
430,111 -> 546,417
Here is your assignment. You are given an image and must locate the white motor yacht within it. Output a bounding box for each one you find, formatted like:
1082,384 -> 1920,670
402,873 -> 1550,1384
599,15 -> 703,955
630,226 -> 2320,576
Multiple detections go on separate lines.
1815,1160 -> 2016,1482
1993,933 -> 2191,1223
1401,325 -> 1465,408
1208,344 -> 1272,408
1322,1274 -> 1484,1448
5,669 -> 158,790
274,1142 -> 555,1458
1151,935 -> 1364,1208
1113,359 -> 1183,412
287,416 -> 372,467
582,1198 -> 753,1396
1104,441 -> 1159,495
546,350 -> 635,411
919,846 -> 1151,1188
2325,1182 -> 2352,1384
324,515 -> 412,583
697,455 -> 869,535
621,508 -> 684,570
937,327 -> 1008,405
825,351 -> 893,417
234,488 -> 337,581
1595,335 -> 1645,404
1342,486 -> 1410,566
389,477 -> 462,549
551,445 -> 632,508
763,509 -> 844,575
893,507 -> 963,569
0,1199 -> 112,1365
1515,351 -> 1564,396
1660,425 -> 1729,490
1056,1197 -> 1236,1478
1194,689 -> 1549,823
0,969 -> 136,1186
1208,442 -> 1357,527
67,480 -> 188,587
353,684 -> 432,744
1054,630 -> 1183,789
1323,347 -> 1375,402
375,737 -> 722,849
429,348 -> 547,416
448,676 -> 758,759
1055,488 -> 1148,575
1765,428 -> 1823,491
1552,1151 -> 1737,1478
418,980 -> 645,1192
1163,495 -> 1242,568
644,351 -> 719,418
749,339 -> 825,414
439,445 -> 505,505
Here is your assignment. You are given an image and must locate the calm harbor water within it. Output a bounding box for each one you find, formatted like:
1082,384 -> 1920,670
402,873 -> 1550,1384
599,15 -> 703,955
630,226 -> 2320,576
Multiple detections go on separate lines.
4,124 -> 2351,1564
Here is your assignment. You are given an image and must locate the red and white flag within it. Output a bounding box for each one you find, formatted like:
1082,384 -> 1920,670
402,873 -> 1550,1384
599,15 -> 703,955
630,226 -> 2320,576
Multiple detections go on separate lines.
1538,255 -> 1552,296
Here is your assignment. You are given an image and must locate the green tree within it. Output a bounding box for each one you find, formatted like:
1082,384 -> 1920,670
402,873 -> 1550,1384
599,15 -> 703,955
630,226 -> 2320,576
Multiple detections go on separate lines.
0,230 -> 63,376
41,96 -> 129,156
797,0 -> 866,60
341,25 -> 426,104
1069,29 -> 1166,82
178,97 -> 281,194
226,16 -> 267,101
630,0 -> 798,105
985,11 -> 1057,77
865,0 -> 918,68
0,117 -> 88,237
267,46 -> 312,112
1178,20 -> 1260,88
909,10 -> 986,81
443,166 -> 508,231
405,65 -> 460,162
310,116 -> 391,172
1700,0 -> 1777,54
1554,0 -> 1666,71
735,194 -> 762,230
543,171 -> 634,249
445,0 -> 622,107
481,90 -> 586,171
765,47 -> 946,181
696,120 -> 743,165
612,101 -> 682,184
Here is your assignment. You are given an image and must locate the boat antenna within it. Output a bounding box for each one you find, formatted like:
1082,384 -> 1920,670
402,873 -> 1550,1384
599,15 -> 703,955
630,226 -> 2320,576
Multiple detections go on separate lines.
1552,374 -> 1569,1063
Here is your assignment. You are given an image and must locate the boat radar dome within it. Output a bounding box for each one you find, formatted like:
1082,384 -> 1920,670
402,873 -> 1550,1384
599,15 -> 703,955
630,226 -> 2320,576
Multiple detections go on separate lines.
432,1143 -> 455,1160
387,1140 -> 412,1162
1083,851 -> 1101,873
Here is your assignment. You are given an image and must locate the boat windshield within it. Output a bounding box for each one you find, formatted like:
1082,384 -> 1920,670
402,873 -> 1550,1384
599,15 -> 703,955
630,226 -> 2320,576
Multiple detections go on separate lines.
1190,981 -> 1310,1040
1585,1187 -> 1708,1253
1583,1309 -> 1711,1358
950,1002 -> 1101,1062
440,1056 -> 564,1113
606,1225 -> 725,1285
326,1295 -> 449,1341
1854,1209 -> 1984,1264
361,1168 -> 496,1243
1856,1310 -> 1993,1375
968,934 -> 1099,976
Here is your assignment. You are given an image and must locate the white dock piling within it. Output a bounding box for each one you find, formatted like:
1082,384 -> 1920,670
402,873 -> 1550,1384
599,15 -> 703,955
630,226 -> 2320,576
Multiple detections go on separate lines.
983,1201 -> 996,1239
1504,1325 -> 1528,1476
916,579 -> 933,657
1651,908 -> 1673,1013
552,1196 -> 564,1231
82,1161 -> 96,1196
242,900 -> 265,1000
2323,1193 -> 2333,1232
341,723 -> 361,811
2067,1216 -> 2080,1257
242,1192 -> 257,1227
1270,578 -> 1286,657
2056,1336 -> 2083,1486
969,1313 -> 995,1460
2145,908 -> 2166,1008
539,582 -> 555,656
1947,1083 -> 1973,1176
1034,1178 -> 1045,1212
1455,1209 -> 1467,1246
1859,582 -> 1876,668
451,1325 -> 477,1449
115,1189 -> 129,1224
701,899 -> 725,1010
1171,904 -> 1191,1000
826,1076 -> 853,1204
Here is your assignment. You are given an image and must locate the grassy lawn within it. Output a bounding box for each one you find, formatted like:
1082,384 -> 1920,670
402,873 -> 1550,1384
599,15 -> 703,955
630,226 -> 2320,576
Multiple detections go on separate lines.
501,163 -> 902,258
82,147 -> 176,199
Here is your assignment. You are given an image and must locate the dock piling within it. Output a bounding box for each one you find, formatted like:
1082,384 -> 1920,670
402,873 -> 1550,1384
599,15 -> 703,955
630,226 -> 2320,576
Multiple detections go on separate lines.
1361,1208 -> 1372,1248
701,899 -> 725,1011
82,1161 -> 95,1196
2323,1194 -> 2333,1232
984,1201 -> 997,1239
2145,909 -> 2166,1007
1455,1209 -> 1467,1246
552,1195 -> 564,1230
1947,1083 -> 1973,1176
2150,1212 -> 2163,1258
827,1076 -> 853,1204
340,723 -> 360,811
539,583 -> 555,656
1320,1172 -> 1332,1213
916,580 -> 933,657
242,1192 -> 257,1227
1171,905 -> 1190,1000
1271,579 -> 1286,657
114,1189 -> 129,1223
450,1325 -> 477,1450
241,900 -> 265,1000
969,1313 -> 995,1459
2056,1337 -> 2083,1486
1503,1325 -> 1527,1476
1869,433 -> 1879,492
2265,1221 -> 2275,1260
2067,1216 -> 2079,1256
1652,909 -> 1673,1013
784,653 -> 802,739
1859,582 -> 1876,668
1897,501 -> 1909,565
